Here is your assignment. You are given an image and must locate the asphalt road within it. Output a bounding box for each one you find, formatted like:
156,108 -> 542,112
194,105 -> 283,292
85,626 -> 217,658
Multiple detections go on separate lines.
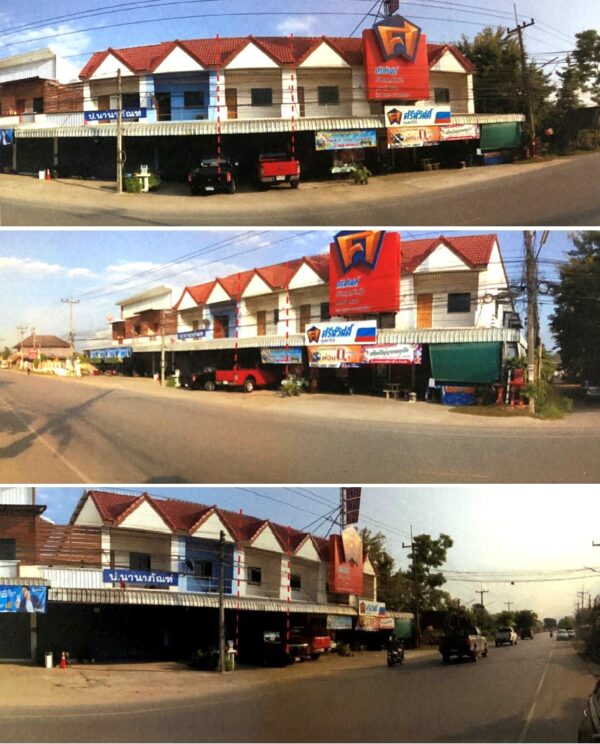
0,373 -> 599,483
0,152 -> 598,226
0,635 -> 593,742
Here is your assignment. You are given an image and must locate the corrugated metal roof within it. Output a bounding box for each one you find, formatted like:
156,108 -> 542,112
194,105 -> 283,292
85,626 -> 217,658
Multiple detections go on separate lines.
378,328 -> 523,344
452,113 -> 525,124
48,587 -> 357,615
0,48 -> 55,71
98,333 -> 306,354
0,576 -> 50,586
15,116 -> 386,139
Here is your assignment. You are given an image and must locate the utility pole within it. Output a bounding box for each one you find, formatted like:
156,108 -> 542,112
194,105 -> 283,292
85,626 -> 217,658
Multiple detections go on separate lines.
504,601 -> 514,612
402,527 -> 421,647
17,325 -> 27,369
218,529 -> 226,673
116,68 -> 123,194
61,298 -> 80,371
506,8 -> 536,158
160,309 -> 166,387
525,230 -> 538,413
476,586 -> 489,626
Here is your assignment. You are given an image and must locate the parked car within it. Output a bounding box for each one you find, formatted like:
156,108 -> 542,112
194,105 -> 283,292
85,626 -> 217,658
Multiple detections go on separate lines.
568,629 -> 576,639
439,626 -> 488,663
583,382 -> 600,402
578,679 -> 600,742
289,632 -> 331,661
239,630 -> 293,667
556,628 -> 570,640
188,157 -> 238,195
180,367 -> 216,391
214,364 -> 281,393
495,627 -> 518,646
257,152 -> 300,189
520,627 -> 534,640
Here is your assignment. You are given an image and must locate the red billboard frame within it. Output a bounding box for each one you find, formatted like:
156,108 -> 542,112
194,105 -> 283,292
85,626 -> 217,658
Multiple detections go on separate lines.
363,27 -> 430,101
329,528 -> 364,595
330,230 -> 401,316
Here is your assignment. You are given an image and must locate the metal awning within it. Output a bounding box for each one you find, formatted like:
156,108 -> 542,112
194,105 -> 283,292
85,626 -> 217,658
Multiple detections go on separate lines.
0,576 -> 50,586
378,328 -> 524,345
48,587 -> 357,615
89,334 -> 306,355
13,112 -> 525,139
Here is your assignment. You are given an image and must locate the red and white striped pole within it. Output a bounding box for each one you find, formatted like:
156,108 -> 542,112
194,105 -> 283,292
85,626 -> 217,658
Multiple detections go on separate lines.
288,34 -> 296,159
235,509 -> 242,656
215,34 -> 222,179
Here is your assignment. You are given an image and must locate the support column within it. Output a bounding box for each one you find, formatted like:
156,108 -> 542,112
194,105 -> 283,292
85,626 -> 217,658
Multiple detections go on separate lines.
53,136 -> 59,176
30,613 -> 38,662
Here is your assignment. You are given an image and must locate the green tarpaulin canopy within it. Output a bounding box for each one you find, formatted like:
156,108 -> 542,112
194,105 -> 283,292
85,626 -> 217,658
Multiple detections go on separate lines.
394,618 -> 412,640
480,122 -> 521,150
429,342 -> 502,383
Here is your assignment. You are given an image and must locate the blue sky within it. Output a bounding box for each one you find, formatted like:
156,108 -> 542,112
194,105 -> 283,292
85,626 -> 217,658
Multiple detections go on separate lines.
0,1 -> 596,81
37,485 -> 600,619
0,229 -> 573,351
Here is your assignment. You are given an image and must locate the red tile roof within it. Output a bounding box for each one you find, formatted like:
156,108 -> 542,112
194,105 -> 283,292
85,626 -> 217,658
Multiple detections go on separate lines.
175,234 -> 498,308
427,43 -> 476,73
79,35 -> 471,78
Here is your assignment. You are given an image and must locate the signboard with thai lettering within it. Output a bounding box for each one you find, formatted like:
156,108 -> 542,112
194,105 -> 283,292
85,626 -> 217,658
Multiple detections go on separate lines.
102,568 -> 179,586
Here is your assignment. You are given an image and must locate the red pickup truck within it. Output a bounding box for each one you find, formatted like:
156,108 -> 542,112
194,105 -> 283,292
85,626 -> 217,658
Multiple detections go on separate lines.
214,365 -> 280,393
257,152 -> 300,189
289,633 -> 331,661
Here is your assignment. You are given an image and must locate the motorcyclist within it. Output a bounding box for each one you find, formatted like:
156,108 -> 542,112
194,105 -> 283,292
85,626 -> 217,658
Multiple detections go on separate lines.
387,634 -> 403,653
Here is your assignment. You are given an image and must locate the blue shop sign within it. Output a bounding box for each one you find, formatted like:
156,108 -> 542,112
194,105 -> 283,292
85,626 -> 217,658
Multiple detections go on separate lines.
0,129 -> 14,146
103,568 -> 179,586
90,347 -> 132,360
178,330 -> 207,340
0,585 -> 47,613
85,108 -> 147,123
260,347 -> 303,365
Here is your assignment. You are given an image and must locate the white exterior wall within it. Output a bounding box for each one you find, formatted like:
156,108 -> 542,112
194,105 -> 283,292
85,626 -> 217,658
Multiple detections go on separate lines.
288,286 -> 329,333
109,530 -> 172,572
121,291 -> 172,319
241,296 -> 280,337
39,567 -> 104,588
427,71 -> 472,114
87,77 -> 140,110
177,307 -> 208,332
224,69 -> 282,119
74,498 -> 104,527
0,487 -> 35,505
0,58 -> 55,85
476,242 -> 510,327
296,69 -> 353,117
396,275 -> 415,330
281,68 -> 299,118
289,557 -> 320,602
243,546 -> 283,599
413,272 -> 479,328
351,67 -> 371,116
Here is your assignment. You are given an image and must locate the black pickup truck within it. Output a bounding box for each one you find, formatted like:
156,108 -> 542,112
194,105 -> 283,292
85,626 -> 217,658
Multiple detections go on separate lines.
439,626 -> 488,663
188,157 -> 238,195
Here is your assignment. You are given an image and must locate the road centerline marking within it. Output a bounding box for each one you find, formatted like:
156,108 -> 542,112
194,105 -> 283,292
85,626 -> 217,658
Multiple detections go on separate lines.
518,648 -> 554,743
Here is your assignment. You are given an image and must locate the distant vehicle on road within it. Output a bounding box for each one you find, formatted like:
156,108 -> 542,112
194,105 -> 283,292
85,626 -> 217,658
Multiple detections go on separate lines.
556,629 -> 570,640
578,678 -> 600,742
439,626 -> 488,663
568,629 -> 576,639
257,152 -> 300,189
180,367 -> 216,391
520,627 -> 534,640
583,382 -> 600,401
215,364 -> 281,393
188,157 -> 238,195
495,627 -> 518,646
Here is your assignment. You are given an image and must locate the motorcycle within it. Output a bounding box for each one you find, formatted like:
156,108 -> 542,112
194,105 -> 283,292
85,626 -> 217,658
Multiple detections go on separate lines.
387,646 -> 404,667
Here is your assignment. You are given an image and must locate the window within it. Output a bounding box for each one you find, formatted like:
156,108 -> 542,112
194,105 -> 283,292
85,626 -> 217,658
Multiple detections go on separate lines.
194,560 -> 213,578
155,92 -> 171,121
122,93 -> 140,109
33,97 -> 44,114
97,95 -> 111,111
379,313 -> 396,329
447,293 -> 471,313
434,87 -> 451,104
129,552 -> 151,570
290,574 -> 302,591
251,88 -> 273,107
184,91 -> 205,108
257,310 -> 267,336
247,566 -> 262,586
299,304 -> 311,333
318,86 -> 340,106
320,302 -> 330,322
0,538 -> 16,560
273,308 -> 279,325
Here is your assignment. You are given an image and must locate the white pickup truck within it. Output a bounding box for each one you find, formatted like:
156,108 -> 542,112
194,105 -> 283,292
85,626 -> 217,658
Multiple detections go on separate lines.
495,626 -> 518,646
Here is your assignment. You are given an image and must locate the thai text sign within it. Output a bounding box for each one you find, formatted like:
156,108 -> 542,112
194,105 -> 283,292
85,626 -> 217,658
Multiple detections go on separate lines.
85,108 -> 147,122
363,26 -> 430,101
387,126 -> 440,148
308,346 -> 363,368
103,568 -> 179,586
0,585 -> 47,613
178,330 -> 207,340
327,615 -> 353,630
330,231 -> 401,315
385,106 -> 451,127
359,600 -> 386,617
305,320 -> 377,346
362,343 -> 423,364
329,527 -> 364,595
90,347 -> 132,360
315,130 -> 377,151
439,124 -> 480,141
261,347 -> 303,365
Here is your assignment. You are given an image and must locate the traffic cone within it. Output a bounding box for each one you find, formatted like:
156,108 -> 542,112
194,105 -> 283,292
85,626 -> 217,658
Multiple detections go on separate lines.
59,651 -> 67,670
45,168 -> 51,180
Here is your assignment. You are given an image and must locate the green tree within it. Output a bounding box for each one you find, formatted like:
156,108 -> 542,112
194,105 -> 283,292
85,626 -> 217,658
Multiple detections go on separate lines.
456,26 -> 554,136
559,615 -> 575,629
495,610 -> 516,628
550,232 -> 600,382
360,528 -> 397,605
572,30 -> 600,104
553,57 -> 584,147
515,609 -> 538,631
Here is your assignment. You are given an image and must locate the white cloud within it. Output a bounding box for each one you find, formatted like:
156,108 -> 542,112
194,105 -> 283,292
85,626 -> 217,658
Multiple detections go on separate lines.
0,22 -> 93,63
0,256 -> 63,275
68,267 -> 96,278
276,15 -> 318,35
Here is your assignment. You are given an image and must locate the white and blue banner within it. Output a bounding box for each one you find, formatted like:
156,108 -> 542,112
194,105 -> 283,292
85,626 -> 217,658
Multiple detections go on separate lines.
178,330 -> 207,340
103,568 -> 179,587
90,347 -> 132,360
84,108 -> 147,123
0,585 -> 47,613
0,129 -> 14,146
260,347 -> 303,365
